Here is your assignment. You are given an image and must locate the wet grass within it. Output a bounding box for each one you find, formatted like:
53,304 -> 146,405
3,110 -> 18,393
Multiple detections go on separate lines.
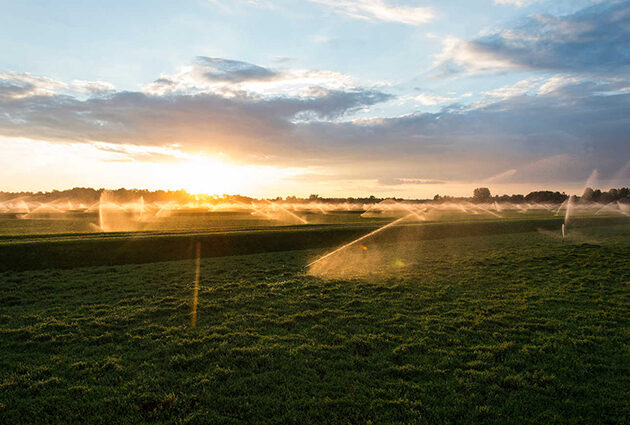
2,217 -> 627,272
0,225 -> 629,424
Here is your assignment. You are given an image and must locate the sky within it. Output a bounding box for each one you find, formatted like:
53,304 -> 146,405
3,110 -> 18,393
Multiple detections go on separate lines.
0,0 -> 628,198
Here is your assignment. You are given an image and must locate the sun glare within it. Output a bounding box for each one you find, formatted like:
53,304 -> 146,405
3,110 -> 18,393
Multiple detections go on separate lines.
154,156 -> 300,196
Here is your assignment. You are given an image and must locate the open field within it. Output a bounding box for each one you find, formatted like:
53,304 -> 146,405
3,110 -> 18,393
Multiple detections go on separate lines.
1,218 -> 629,424
0,210 -> 390,237
2,201 -> 619,237
0,216 -> 628,272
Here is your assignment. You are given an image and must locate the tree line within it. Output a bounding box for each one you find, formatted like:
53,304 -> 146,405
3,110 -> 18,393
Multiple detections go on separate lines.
0,186 -> 628,204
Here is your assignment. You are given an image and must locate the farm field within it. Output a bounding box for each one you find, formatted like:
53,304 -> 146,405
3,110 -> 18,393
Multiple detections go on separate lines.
4,0 -> 630,423
0,210 -> 390,237
0,203 -> 592,237
1,220 -> 629,424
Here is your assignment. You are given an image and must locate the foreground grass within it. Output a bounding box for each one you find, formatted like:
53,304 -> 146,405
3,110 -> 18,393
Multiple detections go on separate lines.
1,226 -> 629,424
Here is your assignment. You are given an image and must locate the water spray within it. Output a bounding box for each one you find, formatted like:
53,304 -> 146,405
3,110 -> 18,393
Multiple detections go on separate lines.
303,213 -> 415,270
263,200 -> 308,224
399,203 -> 428,221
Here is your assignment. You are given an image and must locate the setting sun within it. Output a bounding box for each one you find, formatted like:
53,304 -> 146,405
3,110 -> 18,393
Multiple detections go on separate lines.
153,156 -> 302,195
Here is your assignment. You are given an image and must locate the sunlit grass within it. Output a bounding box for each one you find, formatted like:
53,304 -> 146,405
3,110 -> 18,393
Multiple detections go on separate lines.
1,225 -> 628,423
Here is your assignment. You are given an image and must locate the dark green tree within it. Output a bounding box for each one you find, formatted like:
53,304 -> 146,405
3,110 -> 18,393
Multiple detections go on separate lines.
473,187 -> 491,203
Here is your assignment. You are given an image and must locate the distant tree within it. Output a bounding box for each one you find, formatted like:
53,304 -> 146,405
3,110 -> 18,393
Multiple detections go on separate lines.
582,187 -> 595,202
524,191 -> 568,203
309,194 -> 320,200
473,187 -> 491,203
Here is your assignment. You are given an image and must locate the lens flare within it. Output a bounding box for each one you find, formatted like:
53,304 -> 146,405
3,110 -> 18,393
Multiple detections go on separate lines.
191,242 -> 201,328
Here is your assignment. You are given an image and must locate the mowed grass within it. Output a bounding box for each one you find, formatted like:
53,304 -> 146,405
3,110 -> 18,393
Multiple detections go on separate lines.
1,225 -> 629,424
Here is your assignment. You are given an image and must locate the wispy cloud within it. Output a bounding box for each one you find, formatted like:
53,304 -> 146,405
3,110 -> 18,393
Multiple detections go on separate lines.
432,36 -> 518,77
378,177 -> 445,185
0,73 -> 68,99
195,57 -> 279,83
483,78 -> 543,99
0,72 -> 115,99
433,2 -> 630,76
208,0 -> 276,11
493,0 -> 540,7
310,0 -> 434,25
413,94 -> 458,106
143,57 -> 361,98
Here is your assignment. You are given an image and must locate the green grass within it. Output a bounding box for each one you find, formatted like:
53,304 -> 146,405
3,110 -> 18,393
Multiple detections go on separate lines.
1,224 -> 629,424
0,207 -> 592,237
1,216 -> 627,272
0,211 -> 392,236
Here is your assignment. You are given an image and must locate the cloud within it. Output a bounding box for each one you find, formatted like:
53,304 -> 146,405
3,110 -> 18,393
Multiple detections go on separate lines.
208,0 -> 276,10
1,61 -> 628,185
195,57 -> 279,83
0,66 -> 391,162
434,2 -> 630,76
0,73 -> 67,99
482,78 -> 543,99
310,0 -> 434,25
411,94 -> 458,106
493,0 -> 540,6
143,58 -> 359,98
432,36 -> 518,76
271,56 -> 294,64
378,178 -> 445,185
292,76 -> 630,181
71,80 -> 116,95
207,0 -> 434,25
0,72 -> 115,100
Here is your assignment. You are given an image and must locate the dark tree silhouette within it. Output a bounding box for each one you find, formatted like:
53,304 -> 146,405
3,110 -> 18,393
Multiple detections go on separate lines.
473,187 -> 491,203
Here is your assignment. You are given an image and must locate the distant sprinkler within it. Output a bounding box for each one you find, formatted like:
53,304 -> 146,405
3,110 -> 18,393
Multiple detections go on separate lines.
561,223 -> 565,243
303,213 -> 414,270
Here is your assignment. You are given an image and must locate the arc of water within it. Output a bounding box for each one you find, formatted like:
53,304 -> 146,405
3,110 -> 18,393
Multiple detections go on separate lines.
617,201 -> 630,217
564,196 -> 573,225
138,197 -> 144,221
399,203 -> 427,221
593,201 -> 629,216
455,203 -> 469,213
304,213 -> 415,269
240,201 -> 275,220
263,200 -> 308,224
555,198 -> 569,216
471,203 -> 502,218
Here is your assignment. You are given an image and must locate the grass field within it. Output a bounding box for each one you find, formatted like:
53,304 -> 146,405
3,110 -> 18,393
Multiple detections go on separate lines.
0,210 -> 392,236
1,220 -> 629,424
0,206 -> 580,237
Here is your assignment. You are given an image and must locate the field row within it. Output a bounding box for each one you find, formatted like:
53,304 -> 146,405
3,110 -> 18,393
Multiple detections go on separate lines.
1,216 -> 628,272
